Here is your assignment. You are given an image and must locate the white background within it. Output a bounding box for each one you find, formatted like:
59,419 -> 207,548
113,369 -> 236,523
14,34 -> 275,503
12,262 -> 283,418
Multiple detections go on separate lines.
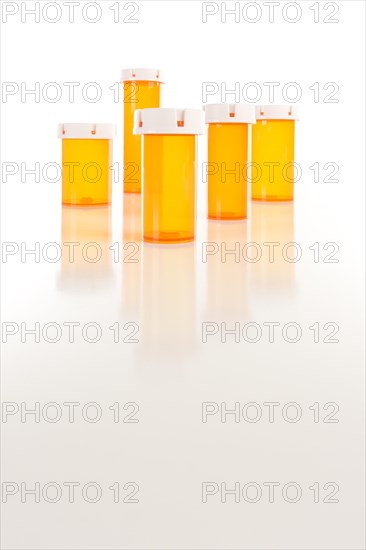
1,1 -> 365,549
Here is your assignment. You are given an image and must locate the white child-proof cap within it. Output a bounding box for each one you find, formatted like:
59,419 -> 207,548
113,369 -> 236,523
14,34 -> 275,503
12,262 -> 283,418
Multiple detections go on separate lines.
134,108 -> 205,135
58,123 -> 116,139
255,105 -> 299,120
120,68 -> 164,83
204,103 -> 256,124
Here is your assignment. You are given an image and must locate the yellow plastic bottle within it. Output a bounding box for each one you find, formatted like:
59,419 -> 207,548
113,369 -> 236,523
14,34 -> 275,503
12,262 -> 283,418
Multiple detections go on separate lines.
121,68 -> 163,194
205,103 -> 255,219
134,108 -> 204,244
58,123 -> 115,206
251,105 -> 299,201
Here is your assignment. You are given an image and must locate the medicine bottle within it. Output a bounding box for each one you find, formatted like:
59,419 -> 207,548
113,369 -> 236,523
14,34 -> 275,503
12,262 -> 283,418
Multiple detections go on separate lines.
134,108 -> 204,243
121,68 -> 163,193
205,103 -> 255,219
58,123 -> 115,205
251,105 -> 299,201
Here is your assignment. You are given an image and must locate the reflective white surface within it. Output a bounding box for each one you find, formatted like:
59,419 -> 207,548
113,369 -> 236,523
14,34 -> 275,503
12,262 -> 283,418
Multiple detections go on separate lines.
2,180 -> 365,549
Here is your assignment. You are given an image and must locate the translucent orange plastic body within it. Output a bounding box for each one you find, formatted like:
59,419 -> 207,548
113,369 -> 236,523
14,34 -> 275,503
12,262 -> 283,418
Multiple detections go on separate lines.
143,135 -> 196,243
251,120 -> 295,201
62,139 -> 112,205
123,80 -> 161,193
208,123 -> 249,219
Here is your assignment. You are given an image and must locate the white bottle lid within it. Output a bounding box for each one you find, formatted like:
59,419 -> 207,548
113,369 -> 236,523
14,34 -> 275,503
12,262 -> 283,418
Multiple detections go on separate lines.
255,105 -> 299,120
58,123 -> 116,139
120,68 -> 164,83
134,108 -> 205,135
204,103 -> 255,124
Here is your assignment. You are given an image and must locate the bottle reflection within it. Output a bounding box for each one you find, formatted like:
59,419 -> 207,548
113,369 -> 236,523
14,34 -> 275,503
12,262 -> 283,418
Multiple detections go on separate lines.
140,243 -> 197,358
249,201 -> 296,293
59,205 -> 112,290
121,193 -> 142,319
204,220 -> 250,321
122,192 -> 142,242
